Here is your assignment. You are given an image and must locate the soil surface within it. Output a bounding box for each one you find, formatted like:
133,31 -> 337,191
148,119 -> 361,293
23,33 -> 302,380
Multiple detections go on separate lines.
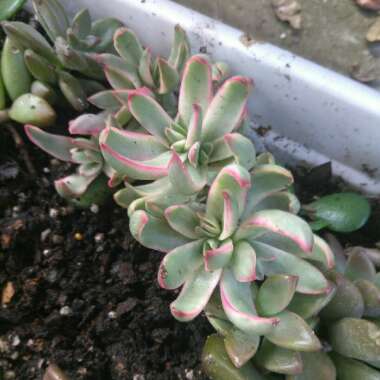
0,128 -> 210,380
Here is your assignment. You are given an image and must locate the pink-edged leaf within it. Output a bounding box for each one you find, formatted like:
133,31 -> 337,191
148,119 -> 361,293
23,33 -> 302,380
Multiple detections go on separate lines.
69,113 -> 106,136
104,65 -> 136,89
219,192 -> 240,240
168,24 -> 190,71
88,90 -> 122,110
25,125 -> 76,162
100,141 -> 170,180
55,173 -> 96,198
206,164 -> 251,223
168,152 -> 208,195
203,239 -> 234,272
113,27 -> 143,66
128,89 -> 172,146
201,76 -> 253,142
242,164 -> 294,219
138,48 -> 155,87
254,192 -> 301,214
100,126 -> 166,160
188,142 -> 201,167
129,210 -> 191,253
178,54 -> 212,127
158,240 -> 204,289
222,133 -> 256,170
306,235 -> 335,270
156,57 -> 179,94
185,104 -> 202,149
237,210 -> 313,254
78,162 -> 103,177
252,241 -> 329,295
165,204 -> 201,239
170,265 -> 221,322
231,241 -> 257,282
220,269 -> 279,335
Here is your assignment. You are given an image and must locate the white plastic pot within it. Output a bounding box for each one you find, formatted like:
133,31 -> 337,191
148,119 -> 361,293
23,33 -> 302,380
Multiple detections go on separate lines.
55,0 -> 380,194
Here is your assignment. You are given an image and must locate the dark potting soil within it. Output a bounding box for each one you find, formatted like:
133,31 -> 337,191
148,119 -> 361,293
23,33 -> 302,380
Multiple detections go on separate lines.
0,129 -> 210,380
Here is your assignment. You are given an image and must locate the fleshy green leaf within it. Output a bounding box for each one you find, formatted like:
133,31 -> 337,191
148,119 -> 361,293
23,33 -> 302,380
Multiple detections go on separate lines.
1,37 -> 32,100
0,0 -> 26,21
168,24 -> 190,72
24,49 -> 57,84
231,241 -> 257,282
185,104 -> 202,149
170,265 -> 221,321
71,8 -> 91,39
204,239 -> 234,272
90,18 -> 124,53
287,282 -> 336,319
25,125 -> 76,162
321,271 -> 364,320
330,352 -> 380,380
9,94 -> 56,127
287,352 -> 336,380
307,234 -> 335,269
129,210 -> 190,252
220,269 -> 279,335
345,249 -> 376,282
158,240 -> 203,289
58,70 -> 88,111
329,318 -> 380,364
32,0 -> 69,41
114,27 -> 143,66
69,114 -> 106,136
202,76 -> 253,142
2,21 -> 59,65
225,328 -> 260,368
202,334 -> 266,380
219,192 -> 240,240
128,89 -> 172,145
164,204 -> 200,239
156,58 -> 179,94
355,279 -> 380,318
305,192 -> 371,233
242,164 -> 294,220
55,173 -> 97,199
178,54 -> 212,126
254,192 -> 301,214
252,241 -> 329,295
266,311 -> 321,352
255,339 -> 303,375
256,275 -> 298,317
206,164 -> 251,222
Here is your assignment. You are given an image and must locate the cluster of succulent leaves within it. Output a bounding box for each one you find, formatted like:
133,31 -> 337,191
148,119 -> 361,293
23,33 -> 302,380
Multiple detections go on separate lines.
6,1 -> 378,379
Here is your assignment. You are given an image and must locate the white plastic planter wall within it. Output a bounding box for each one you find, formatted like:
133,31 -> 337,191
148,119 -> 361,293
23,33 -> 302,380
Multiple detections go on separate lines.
59,0 -> 380,194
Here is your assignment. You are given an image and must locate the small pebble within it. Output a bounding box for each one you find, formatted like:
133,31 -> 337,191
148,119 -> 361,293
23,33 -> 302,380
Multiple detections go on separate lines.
59,306 -> 72,316
50,159 -> 60,166
26,339 -> 34,347
90,204 -> 99,214
108,311 -> 117,319
94,233 -> 104,243
185,369 -> 194,380
133,375 -> 145,380
10,351 -> 19,360
74,232 -> 83,241
4,371 -> 16,380
43,249 -> 51,257
49,208 -> 59,218
40,229 -> 51,242
52,234 -> 64,244
43,167 -> 50,173
11,335 -> 20,347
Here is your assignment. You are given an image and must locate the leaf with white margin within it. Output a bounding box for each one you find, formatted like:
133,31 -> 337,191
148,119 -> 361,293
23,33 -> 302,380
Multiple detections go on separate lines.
266,311 -> 321,352
129,210 -> 190,252
170,265 -> 221,322
220,269 -> 279,335
202,76 -> 253,142
158,240 -> 203,289
252,241 -> 329,295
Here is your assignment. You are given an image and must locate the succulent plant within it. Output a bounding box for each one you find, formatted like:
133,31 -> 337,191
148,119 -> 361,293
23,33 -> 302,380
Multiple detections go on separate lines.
88,23 -> 191,118
202,232 -> 380,379
2,0 -> 123,111
129,160 -> 335,351
100,54 -> 255,211
24,114 -> 118,204
303,192 -> 371,233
